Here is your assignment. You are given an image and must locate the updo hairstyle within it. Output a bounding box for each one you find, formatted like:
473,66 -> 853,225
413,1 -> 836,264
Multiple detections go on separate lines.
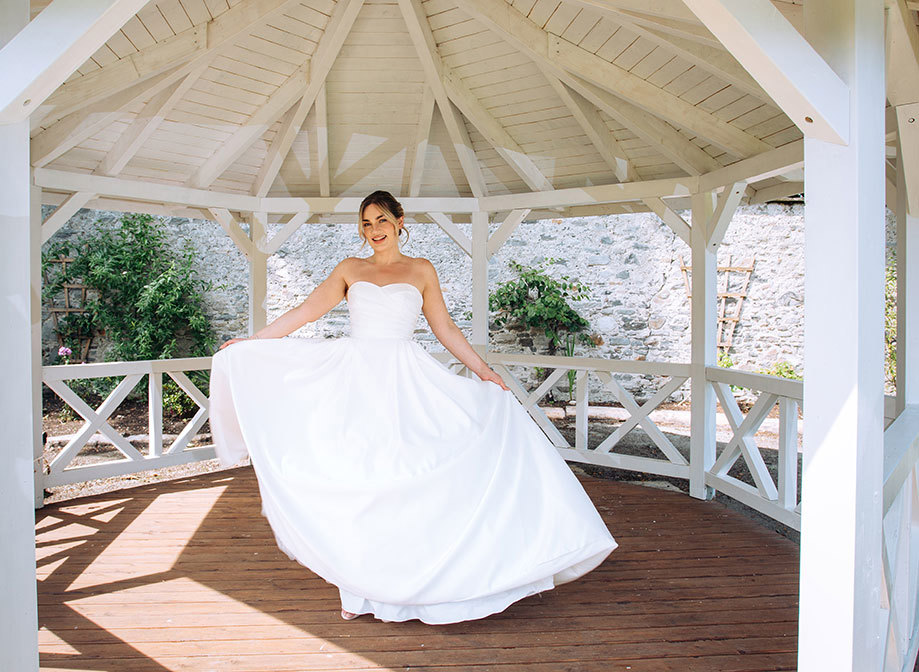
357,190 -> 409,248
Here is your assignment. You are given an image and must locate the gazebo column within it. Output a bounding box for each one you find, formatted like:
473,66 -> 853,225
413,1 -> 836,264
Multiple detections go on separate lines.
248,212 -> 269,335
0,1 -> 41,668
689,191 -> 717,500
470,211 -> 489,352
799,0 -> 885,668
896,117 -> 919,413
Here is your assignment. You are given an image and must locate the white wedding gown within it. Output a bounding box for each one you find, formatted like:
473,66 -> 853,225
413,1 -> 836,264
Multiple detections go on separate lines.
208,280 -> 617,624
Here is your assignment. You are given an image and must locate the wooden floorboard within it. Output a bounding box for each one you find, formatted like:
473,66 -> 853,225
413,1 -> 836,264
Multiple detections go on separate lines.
36,468 -> 799,671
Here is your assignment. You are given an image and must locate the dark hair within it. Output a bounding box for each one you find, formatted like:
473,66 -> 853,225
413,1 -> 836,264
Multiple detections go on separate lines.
357,190 -> 409,248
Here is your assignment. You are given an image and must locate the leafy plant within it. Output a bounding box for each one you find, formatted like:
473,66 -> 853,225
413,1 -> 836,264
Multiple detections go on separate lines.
758,360 -> 802,381
44,214 -> 218,417
490,259 -> 593,400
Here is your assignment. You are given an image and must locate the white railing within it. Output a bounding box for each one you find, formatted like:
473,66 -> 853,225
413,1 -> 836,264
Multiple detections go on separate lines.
41,357 -> 215,488
880,405 -> 919,672
704,366 -> 803,530
478,352 -> 692,481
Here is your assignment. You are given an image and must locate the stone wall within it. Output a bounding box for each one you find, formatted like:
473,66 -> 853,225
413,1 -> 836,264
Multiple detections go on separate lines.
42,203 -> 848,403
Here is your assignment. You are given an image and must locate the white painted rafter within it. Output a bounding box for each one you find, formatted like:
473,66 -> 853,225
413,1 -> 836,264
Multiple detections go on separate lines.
0,0 -> 150,123
453,0 -> 723,175
441,68 -> 554,192
189,0 -> 365,190
566,74 -> 722,175
887,0 -> 919,107
680,0 -> 850,144
36,0 -> 301,128
549,34 -> 771,158
610,20 -> 768,101
409,86 -> 435,198
397,0 -> 486,197
700,139 -> 802,191
95,63 -> 210,177
252,93 -> 312,198
538,64 -> 637,182
316,83 -> 330,198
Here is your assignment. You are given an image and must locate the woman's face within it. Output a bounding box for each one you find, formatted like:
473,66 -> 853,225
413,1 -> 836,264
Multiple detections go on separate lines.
361,203 -> 402,250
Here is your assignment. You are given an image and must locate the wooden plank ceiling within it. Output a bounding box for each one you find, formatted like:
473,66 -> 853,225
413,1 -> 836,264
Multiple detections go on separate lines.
28,0 -> 812,199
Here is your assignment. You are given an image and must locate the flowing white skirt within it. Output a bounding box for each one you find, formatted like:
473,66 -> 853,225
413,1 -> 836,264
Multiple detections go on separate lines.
209,336 -> 617,624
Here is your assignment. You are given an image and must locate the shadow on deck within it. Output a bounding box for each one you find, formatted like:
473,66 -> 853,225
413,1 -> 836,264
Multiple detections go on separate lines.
35,468 -> 799,671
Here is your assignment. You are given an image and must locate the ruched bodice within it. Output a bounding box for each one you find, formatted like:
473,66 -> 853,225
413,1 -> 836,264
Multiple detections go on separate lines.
346,281 -> 422,340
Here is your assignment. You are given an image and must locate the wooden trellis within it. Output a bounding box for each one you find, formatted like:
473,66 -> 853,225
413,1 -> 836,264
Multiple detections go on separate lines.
679,254 -> 756,350
43,255 -> 94,363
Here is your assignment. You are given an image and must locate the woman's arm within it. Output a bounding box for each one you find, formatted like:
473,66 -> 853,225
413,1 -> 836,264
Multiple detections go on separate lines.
420,260 -> 509,391
218,259 -> 351,350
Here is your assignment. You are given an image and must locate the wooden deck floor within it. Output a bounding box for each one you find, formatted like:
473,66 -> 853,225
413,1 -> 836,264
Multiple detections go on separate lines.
36,468 -> 800,671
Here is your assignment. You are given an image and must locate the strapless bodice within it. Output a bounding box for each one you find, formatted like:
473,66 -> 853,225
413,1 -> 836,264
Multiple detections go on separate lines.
346,281 -> 422,340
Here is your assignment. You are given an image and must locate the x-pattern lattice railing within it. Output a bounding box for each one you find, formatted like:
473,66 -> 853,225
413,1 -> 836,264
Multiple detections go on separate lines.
704,366 -> 802,530
41,358 -> 215,487
880,406 -> 919,672
480,352 -> 692,480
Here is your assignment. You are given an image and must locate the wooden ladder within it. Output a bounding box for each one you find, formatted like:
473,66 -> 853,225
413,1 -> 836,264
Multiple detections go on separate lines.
679,254 -> 756,350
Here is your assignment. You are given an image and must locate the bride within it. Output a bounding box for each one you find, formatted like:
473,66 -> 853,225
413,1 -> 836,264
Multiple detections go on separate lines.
210,190 -> 617,625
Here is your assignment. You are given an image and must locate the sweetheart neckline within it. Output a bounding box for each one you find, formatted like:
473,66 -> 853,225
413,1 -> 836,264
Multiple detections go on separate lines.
346,280 -> 423,300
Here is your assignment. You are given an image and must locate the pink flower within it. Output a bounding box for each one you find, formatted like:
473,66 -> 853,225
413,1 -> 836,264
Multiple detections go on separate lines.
58,346 -> 72,357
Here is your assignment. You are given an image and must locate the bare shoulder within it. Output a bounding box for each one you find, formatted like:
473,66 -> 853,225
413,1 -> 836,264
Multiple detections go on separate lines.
412,256 -> 437,276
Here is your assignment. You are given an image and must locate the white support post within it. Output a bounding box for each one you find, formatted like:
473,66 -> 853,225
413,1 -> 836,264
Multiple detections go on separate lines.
897,119 -> 919,413
248,213 -> 269,335
799,0 -> 885,669
689,191 -> 717,500
0,2 -> 40,668
470,211 -> 489,353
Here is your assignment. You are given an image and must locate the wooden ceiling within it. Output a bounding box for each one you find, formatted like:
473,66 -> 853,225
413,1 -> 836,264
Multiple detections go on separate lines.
26,0 -> 904,205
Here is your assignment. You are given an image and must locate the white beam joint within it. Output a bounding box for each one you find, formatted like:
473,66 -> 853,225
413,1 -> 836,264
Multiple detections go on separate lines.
0,0 -> 150,123
680,0 -> 850,144
706,180 -> 746,249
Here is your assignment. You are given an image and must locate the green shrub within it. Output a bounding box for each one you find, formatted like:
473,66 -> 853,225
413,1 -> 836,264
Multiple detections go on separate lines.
44,214 -> 218,417
491,259 -> 593,400
758,360 -> 802,381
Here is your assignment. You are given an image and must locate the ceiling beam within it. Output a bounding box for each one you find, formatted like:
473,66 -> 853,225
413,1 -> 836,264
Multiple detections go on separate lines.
699,138 -> 802,191
455,0 -> 723,174
35,167 -> 480,213
538,64 -> 637,182
31,64 -> 186,168
680,0 -> 849,145
441,66 -> 554,192
189,0 -> 365,190
609,19 -> 768,101
397,0 -> 487,197
0,0 -> 150,124
409,86 -> 435,197
887,0 -> 919,107
565,73 -> 722,174
94,63 -> 209,176
549,34 -> 771,157
35,0 -> 301,128
315,83 -> 330,198
252,93 -> 312,198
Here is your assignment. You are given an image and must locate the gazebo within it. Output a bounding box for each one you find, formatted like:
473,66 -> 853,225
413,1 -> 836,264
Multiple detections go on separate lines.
1,0 -> 916,669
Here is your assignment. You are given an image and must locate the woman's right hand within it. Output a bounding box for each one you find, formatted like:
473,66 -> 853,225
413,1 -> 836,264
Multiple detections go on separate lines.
218,337 -> 249,351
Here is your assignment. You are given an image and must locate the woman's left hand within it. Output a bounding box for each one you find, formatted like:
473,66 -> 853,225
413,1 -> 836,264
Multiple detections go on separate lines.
477,366 -> 510,391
